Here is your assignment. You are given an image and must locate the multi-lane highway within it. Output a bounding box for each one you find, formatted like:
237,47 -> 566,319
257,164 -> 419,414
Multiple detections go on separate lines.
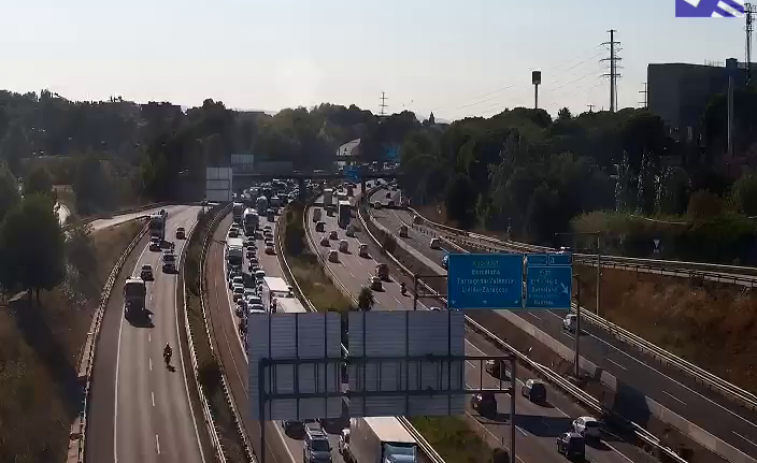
369,187 -> 757,459
87,205 -> 205,463
305,188 -> 650,463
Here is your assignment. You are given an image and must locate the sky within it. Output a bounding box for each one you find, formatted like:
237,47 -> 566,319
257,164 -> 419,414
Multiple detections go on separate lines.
0,0 -> 749,121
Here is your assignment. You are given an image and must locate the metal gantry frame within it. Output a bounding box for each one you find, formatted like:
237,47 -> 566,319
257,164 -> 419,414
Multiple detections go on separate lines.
256,353 -> 519,463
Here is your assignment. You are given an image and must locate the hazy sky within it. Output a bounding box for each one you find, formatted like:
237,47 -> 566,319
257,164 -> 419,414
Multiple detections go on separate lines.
0,0 -> 748,120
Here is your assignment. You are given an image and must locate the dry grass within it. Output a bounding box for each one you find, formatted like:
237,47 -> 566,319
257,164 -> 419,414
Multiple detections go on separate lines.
0,219 -> 144,463
410,416 -> 507,463
575,266 -> 757,393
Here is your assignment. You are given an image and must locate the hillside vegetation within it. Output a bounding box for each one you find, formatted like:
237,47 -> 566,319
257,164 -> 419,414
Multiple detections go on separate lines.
0,219 -> 143,463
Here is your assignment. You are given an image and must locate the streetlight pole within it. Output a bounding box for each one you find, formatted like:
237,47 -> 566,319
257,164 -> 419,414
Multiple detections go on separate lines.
573,273 -> 582,379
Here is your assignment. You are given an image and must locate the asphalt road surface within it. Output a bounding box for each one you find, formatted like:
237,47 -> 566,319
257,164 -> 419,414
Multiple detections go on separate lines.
87,205 -> 205,463
370,187 -> 757,459
305,187 -> 651,463
89,205 -> 189,232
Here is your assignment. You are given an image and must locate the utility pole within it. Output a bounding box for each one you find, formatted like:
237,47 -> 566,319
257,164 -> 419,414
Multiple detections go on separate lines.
601,30 -> 622,112
639,82 -> 648,108
379,91 -> 388,116
747,3 -> 755,84
587,103 -> 595,113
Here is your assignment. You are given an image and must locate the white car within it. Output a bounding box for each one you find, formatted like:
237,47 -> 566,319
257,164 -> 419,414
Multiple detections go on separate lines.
255,270 -> 266,281
232,284 -> 245,302
563,314 -> 577,332
572,416 -> 601,441
338,428 -> 350,455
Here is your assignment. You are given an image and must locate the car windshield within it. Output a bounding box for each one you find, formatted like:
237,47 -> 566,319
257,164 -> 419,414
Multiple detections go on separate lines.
310,439 -> 330,452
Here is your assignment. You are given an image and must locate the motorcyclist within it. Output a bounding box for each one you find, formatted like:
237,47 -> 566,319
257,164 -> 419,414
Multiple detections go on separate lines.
164,343 -> 172,364
400,282 -> 407,295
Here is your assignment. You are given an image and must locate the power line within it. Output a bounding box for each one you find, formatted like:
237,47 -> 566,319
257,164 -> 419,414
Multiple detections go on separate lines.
600,29 -> 622,112
379,91 -> 388,116
587,104 -> 595,113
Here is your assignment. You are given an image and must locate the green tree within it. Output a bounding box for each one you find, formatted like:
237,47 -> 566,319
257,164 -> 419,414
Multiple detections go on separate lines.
444,174 -> 477,229
687,190 -> 723,219
73,153 -> 116,215
0,123 -> 31,174
557,107 -> 572,121
0,194 -> 66,301
0,160 -> 20,222
357,287 -> 375,311
23,164 -> 54,198
731,172 -> 757,216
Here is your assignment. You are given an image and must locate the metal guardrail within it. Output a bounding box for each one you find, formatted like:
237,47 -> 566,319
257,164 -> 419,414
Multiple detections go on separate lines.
406,205 -> 757,279
61,202 -> 174,232
67,219 -> 149,463
278,193 -> 445,463
364,197 -> 690,463
197,204 -> 257,463
400,202 -> 757,414
181,218 -> 227,462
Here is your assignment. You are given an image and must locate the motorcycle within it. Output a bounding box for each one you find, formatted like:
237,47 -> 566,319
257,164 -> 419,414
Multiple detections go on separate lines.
163,346 -> 172,365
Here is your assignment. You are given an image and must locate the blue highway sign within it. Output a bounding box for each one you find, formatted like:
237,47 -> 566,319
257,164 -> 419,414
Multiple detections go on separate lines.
344,166 -> 360,181
447,253 -> 523,309
525,253 -> 573,309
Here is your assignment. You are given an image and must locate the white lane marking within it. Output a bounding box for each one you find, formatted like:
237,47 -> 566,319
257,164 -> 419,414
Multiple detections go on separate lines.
148,333 -> 151,343
527,312 -> 542,321
733,432 -> 757,449
605,358 -> 627,371
173,218 -> 207,463
149,358 -> 153,371
114,242 -> 150,463
602,441 -> 636,463
155,434 -> 161,454
151,391 -> 156,407
662,390 -> 687,406
516,426 -> 528,436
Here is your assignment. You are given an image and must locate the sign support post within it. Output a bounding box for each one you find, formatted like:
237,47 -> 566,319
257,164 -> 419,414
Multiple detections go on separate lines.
573,274 -> 582,379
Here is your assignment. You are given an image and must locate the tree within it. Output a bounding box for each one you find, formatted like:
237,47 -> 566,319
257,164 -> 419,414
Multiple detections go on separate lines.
557,107 -> 572,121
23,164 -> 54,198
357,287 -> 375,311
0,160 -> 20,222
73,153 -> 116,214
731,172 -> 757,216
687,190 -> 723,219
0,194 -> 66,301
0,123 -> 31,174
444,174 -> 476,229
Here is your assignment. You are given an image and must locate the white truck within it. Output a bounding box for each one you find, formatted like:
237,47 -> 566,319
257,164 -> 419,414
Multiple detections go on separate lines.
232,202 -> 245,223
123,277 -> 147,319
226,237 -> 245,269
243,208 -> 259,235
345,417 -> 418,463
313,207 -> 322,223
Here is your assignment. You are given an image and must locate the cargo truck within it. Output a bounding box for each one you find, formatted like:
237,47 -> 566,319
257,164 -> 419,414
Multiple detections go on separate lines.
232,202 -> 245,223
123,277 -> 147,319
243,208 -> 259,235
338,200 -> 352,229
148,209 -> 167,243
345,417 -> 418,463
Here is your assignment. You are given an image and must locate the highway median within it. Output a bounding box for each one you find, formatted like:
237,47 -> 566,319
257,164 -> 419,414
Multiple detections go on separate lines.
281,199 -> 509,463
183,204 -> 248,462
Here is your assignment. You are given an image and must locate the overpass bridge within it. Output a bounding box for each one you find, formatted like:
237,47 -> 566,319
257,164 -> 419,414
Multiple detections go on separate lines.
232,169 -> 400,202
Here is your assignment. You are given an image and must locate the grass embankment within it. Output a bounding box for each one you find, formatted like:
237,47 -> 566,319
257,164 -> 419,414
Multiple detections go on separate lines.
279,203 -> 352,314
283,203 -> 507,463
576,266 -> 757,394
183,206 -> 247,462
0,219 -> 143,463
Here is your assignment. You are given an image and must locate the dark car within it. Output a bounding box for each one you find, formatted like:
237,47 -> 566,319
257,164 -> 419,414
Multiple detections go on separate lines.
470,391 -> 498,416
522,379 -> 547,403
556,432 -> 585,461
282,420 -> 305,435
485,359 -> 507,378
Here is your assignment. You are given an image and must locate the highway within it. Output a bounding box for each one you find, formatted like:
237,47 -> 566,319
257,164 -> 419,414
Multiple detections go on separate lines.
205,210 -> 350,463
370,187 -> 757,459
87,205 -> 205,463
307,188 -> 650,463
89,205 -> 189,232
